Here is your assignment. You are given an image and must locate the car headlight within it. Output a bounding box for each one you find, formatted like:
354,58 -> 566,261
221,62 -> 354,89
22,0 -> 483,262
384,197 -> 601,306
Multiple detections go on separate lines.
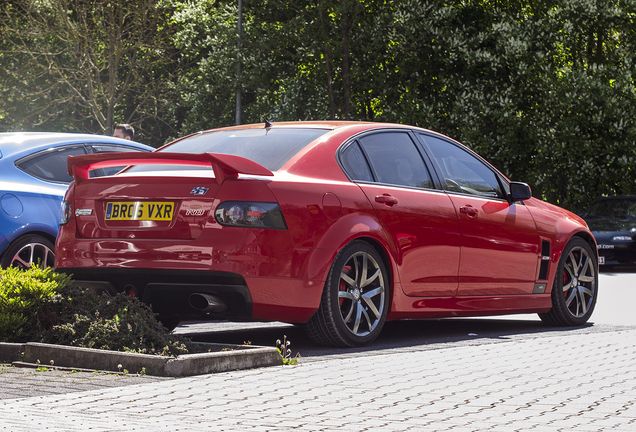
215,201 -> 287,230
59,200 -> 72,226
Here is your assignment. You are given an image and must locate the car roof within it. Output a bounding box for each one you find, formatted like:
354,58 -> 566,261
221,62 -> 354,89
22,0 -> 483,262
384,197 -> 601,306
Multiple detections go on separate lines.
0,132 -> 153,160
162,121 -> 443,151
193,121 -> 430,135
199,120 -> 375,132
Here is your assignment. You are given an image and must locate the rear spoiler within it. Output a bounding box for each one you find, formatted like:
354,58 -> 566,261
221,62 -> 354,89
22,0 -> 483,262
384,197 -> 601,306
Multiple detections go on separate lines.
67,152 -> 274,184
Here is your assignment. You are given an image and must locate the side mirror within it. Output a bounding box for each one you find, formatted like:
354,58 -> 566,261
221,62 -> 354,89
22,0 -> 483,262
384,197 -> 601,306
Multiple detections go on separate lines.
510,182 -> 532,202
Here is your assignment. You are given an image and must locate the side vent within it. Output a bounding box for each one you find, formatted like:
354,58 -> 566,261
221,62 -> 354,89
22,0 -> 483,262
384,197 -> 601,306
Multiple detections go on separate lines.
539,240 -> 550,280
534,240 -> 551,294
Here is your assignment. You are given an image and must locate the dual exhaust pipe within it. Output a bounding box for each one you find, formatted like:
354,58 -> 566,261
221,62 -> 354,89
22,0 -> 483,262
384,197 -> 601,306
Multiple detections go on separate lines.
188,293 -> 228,313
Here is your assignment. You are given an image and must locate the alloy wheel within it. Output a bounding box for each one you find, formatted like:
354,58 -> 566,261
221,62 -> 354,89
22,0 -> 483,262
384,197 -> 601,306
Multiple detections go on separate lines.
337,251 -> 386,337
561,245 -> 596,318
10,242 -> 55,269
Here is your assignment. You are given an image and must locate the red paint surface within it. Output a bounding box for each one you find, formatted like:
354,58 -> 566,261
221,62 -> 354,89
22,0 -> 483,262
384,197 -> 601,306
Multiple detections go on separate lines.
56,121 -> 594,323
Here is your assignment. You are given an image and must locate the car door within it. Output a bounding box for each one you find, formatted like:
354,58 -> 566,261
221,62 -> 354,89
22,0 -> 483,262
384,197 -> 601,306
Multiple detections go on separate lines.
340,131 -> 461,297
418,133 -> 540,296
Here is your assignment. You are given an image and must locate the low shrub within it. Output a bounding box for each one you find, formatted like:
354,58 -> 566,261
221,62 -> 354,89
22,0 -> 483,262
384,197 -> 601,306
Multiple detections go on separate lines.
0,267 -> 191,356
0,266 -> 71,342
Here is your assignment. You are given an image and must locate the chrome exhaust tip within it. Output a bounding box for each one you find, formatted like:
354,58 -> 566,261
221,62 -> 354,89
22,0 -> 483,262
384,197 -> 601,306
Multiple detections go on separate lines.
188,293 -> 228,313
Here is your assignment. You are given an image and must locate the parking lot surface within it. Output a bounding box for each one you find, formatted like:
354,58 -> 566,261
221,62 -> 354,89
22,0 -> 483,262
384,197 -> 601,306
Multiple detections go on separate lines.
1,325 -> 635,431
1,271 -> 634,431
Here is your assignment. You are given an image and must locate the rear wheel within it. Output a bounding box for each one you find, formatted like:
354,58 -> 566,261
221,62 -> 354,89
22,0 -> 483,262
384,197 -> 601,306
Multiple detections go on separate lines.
303,241 -> 389,347
0,234 -> 55,269
538,237 -> 598,326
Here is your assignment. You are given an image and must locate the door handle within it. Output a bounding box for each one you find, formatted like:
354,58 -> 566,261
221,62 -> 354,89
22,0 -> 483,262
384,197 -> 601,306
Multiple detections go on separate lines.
375,194 -> 398,206
460,205 -> 478,217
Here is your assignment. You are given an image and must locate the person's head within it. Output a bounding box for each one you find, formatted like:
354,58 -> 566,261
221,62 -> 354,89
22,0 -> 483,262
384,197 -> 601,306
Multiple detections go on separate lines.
113,124 -> 134,140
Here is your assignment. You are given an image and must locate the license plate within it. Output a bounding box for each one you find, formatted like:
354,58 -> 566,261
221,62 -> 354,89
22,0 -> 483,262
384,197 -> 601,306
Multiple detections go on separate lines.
105,202 -> 175,221
599,256 -> 605,265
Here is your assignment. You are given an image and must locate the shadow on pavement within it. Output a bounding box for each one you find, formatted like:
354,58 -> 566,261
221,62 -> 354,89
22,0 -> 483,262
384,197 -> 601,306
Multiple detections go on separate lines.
178,317 -> 602,361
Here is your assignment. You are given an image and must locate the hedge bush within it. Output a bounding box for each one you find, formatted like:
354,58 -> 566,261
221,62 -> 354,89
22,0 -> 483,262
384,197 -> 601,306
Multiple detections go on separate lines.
0,266 -> 191,356
0,266 -> 70,342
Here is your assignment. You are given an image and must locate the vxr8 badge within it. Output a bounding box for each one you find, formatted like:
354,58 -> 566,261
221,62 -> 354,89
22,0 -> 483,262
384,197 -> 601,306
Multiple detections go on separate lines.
190,187 -> 209,195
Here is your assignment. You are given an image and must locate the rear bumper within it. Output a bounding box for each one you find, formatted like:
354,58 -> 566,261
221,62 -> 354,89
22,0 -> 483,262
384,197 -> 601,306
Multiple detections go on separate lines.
58,267 -> 324,324
54,219 -> 338,323
59,268 -> 252,319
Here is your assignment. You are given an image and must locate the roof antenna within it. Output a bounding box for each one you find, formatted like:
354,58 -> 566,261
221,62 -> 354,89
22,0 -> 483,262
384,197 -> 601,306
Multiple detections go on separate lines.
263,117 -> 273,129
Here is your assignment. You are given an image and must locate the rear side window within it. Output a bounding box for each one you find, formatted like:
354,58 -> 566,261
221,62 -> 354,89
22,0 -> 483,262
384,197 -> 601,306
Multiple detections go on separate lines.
340,142 -> 373,182
421,134 -> 503,198
130,128 -> 329,172
358,132 -> 433,189
16,146 -> 86,183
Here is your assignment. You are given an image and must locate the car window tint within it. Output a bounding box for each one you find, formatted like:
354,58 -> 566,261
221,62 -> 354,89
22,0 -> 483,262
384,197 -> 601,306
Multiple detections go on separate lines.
421,134 -> 503,198
583,198 -> 636,219
89,144 -> 148,153
129,128 -> 329,172
340,142 -> 373,182
89,144 -> 149,177
16,146 -> 86,183
359,132 -> 433,189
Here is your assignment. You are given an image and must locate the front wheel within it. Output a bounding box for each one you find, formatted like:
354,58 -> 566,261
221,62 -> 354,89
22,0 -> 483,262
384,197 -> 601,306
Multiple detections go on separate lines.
303,241 -> 389,347
538,237 -> 598,326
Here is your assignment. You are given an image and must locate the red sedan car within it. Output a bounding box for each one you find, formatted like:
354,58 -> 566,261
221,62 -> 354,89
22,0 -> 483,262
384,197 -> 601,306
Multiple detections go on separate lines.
55,122 -> 598,347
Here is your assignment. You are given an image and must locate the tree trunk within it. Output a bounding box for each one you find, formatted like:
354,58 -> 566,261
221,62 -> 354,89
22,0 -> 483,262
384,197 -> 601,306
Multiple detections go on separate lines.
319,4 -> 336,120
341,12 -> 352,120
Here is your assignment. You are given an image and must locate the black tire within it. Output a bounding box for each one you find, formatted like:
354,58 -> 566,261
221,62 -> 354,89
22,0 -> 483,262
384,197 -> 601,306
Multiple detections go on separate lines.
0,234 -> 55,269
538,237 -> 598,326
303,240 -> 389,347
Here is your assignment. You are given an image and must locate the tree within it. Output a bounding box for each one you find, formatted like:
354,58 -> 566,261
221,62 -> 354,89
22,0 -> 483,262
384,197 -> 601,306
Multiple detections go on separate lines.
2,0 -> 635,210
1,0 -> 178,146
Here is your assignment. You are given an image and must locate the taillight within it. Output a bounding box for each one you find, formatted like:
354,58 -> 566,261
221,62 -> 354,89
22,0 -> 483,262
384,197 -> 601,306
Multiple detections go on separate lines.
59,200 -> 72,226
215,201 -> 287,230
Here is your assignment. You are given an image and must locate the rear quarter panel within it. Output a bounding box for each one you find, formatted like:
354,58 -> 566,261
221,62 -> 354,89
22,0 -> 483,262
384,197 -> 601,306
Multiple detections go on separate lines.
267,175 -> 396,279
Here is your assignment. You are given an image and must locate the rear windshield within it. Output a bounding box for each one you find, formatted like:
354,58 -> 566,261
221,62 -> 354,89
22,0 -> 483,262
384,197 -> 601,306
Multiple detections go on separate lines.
129,128 -> 329,173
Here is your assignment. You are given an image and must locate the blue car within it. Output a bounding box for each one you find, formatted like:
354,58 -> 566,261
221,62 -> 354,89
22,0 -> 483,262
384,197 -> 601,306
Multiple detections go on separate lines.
0,132 -> 153,268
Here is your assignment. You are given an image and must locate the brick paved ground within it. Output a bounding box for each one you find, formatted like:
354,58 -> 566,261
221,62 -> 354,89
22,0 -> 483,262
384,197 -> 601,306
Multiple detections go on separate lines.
1,327 -> 635,431
0,365 -> 170,400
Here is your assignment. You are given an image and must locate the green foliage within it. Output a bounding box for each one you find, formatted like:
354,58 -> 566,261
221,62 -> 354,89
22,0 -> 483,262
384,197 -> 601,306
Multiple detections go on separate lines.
0,267 -> 191,356
0,266 -> 71,342
0,0 -> 176,147
2,0 -> 636,211
41,285 -> 190,356
276,335 -> 299,365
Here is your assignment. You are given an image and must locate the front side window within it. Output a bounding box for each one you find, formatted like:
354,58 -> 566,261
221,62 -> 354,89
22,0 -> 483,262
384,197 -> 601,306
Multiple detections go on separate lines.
421,134 -> 503,198
358,132 -> 433,189
16,146 -> 87,183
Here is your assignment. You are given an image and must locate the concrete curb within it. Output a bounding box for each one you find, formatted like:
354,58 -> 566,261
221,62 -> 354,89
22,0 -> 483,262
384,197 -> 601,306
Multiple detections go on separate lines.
0,342 -> 25,363
1,342 -> 282,377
